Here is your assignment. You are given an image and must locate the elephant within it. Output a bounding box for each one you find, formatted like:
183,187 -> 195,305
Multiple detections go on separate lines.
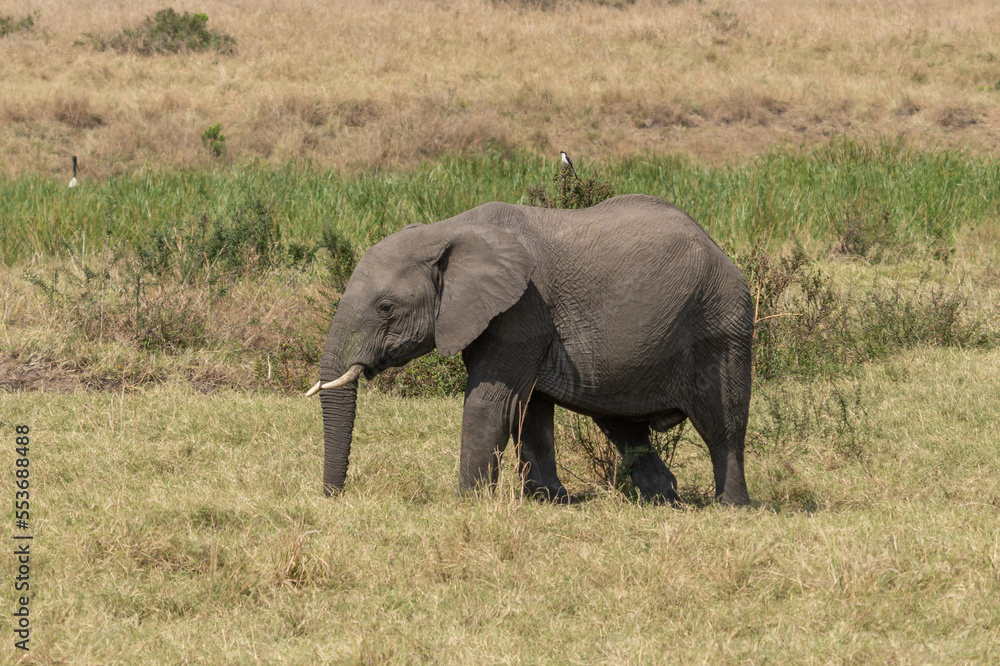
307,194 -> 754,505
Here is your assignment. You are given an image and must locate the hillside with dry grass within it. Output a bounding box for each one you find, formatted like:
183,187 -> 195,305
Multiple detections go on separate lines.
2,0 -> 999,178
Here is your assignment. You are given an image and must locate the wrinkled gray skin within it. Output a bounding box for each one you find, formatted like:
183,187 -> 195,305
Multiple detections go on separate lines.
318,194 -> 753,505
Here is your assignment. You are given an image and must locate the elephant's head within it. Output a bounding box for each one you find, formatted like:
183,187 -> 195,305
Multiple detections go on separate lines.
312,211 -> 535,495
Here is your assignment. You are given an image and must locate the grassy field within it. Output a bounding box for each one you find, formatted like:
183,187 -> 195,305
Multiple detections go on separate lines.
3,0 -> 1000,661
1,145 -> 999,659
2,0 -> 1000,177
1,347 -> 999,662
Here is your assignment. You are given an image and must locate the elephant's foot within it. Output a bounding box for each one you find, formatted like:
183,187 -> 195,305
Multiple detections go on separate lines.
716,483 -> 751,506
630,452 -> 681,505
523,480 -> 570,503
710,447 -> 751,507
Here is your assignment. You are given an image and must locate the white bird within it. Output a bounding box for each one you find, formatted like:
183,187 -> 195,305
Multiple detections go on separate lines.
560,150 -> 579,179
68,156 -> 78,188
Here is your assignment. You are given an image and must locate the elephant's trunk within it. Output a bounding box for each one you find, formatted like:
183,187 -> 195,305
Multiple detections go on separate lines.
318,316 -> 362,495
320,379 -> 357,495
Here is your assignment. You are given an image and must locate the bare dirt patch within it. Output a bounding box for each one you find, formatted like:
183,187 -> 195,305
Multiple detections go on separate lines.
0,353 -> 81,393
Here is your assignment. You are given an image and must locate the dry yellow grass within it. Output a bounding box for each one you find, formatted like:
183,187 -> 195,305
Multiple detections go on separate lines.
1,345 -> 999,662
2,0 -> 999,178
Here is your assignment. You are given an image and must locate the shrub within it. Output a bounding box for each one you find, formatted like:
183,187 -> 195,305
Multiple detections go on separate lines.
203,198 -> 280,271
52,95 -> 103,129
319,224 -> 357,296
23,252 -> 209,355
87,8 -> 236,56
0,11 -> 37,37
137,196 -> 314,279
22,211 -> 329,390
729,244 -> 993,381
727,240 -> 813,379
568,414 -> 690,496
832,196 -> 900,261
201,124 -> 226,158
370,352 -> 468,398
527,162 -> 616,209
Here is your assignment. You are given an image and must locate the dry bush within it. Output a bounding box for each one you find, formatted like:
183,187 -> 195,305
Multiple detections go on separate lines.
12,231 -> 330,392
51,93 -> 103,129
338,98 -> 383,128
0,98 -> 31,123
629,99 -> 699,129
936,105 -> 980,128
893,94 -> 921,117
282,93 -> 332,128
717,88 -> 788,126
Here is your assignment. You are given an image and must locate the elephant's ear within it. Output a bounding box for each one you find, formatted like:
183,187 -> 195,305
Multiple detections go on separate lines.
433,219 -> 535,357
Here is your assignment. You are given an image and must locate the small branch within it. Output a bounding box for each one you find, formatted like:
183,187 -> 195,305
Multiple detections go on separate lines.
755,312 -> 803,323
753,280 -> 761,324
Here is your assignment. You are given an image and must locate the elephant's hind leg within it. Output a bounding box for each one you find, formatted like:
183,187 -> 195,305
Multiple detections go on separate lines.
514,396 -> 568,502
687,349 -> 752,506
594,417 -> 680,504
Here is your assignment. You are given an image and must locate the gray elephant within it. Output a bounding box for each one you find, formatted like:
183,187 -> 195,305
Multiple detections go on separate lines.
307,194 -> 753,505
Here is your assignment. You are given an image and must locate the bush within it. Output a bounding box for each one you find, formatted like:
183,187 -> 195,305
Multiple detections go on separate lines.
87,8 -> 236,56
567,414 -> 690,496
729,244 -> 993,381
23,252 -> 209,355
22,210 -> 329,390
748,381 -> 870,460
137,196 -> 318,279
203,198 -> 281,271
319,225 -> 357,296
201,124 -> 226,158
832,195 -> 900,261
0,11 -> 37,37
370,352 -> 468,398
527,162 -> 616,209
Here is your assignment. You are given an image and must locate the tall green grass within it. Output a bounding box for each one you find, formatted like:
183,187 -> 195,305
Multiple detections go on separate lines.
2,139 -> 998,264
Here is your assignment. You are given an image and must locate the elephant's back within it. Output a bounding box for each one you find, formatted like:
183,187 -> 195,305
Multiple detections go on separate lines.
497,195 -> 751,412
518,194 -> 743,300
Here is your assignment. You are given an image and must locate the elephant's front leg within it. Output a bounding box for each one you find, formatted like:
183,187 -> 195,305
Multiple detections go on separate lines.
456,293 -> 551,494
458,394 -> 515,492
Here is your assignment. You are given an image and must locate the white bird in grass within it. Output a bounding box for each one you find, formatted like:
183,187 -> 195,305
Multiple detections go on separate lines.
68,156 -> 78,188
560,150 -> 579,180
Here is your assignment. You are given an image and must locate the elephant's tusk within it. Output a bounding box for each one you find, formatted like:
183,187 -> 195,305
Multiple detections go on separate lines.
304,381 -> 322,397
320,364 -> 364,390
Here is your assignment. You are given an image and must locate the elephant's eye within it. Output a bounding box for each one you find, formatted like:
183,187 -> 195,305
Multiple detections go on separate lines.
376,300 -> 394,315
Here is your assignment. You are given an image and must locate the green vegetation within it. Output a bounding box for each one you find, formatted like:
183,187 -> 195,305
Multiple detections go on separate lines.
371,351 -> 468,397
0,11 -> 37,37
2,141 -> 996,399
527,161 -> 616,209
200,123 -> 226,158
85,8 -> 236,56
734,242 -> 992,382
3,140 -> 996,265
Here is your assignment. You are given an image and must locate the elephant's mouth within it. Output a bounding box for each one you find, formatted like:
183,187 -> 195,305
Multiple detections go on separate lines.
366,339 -> 433,379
